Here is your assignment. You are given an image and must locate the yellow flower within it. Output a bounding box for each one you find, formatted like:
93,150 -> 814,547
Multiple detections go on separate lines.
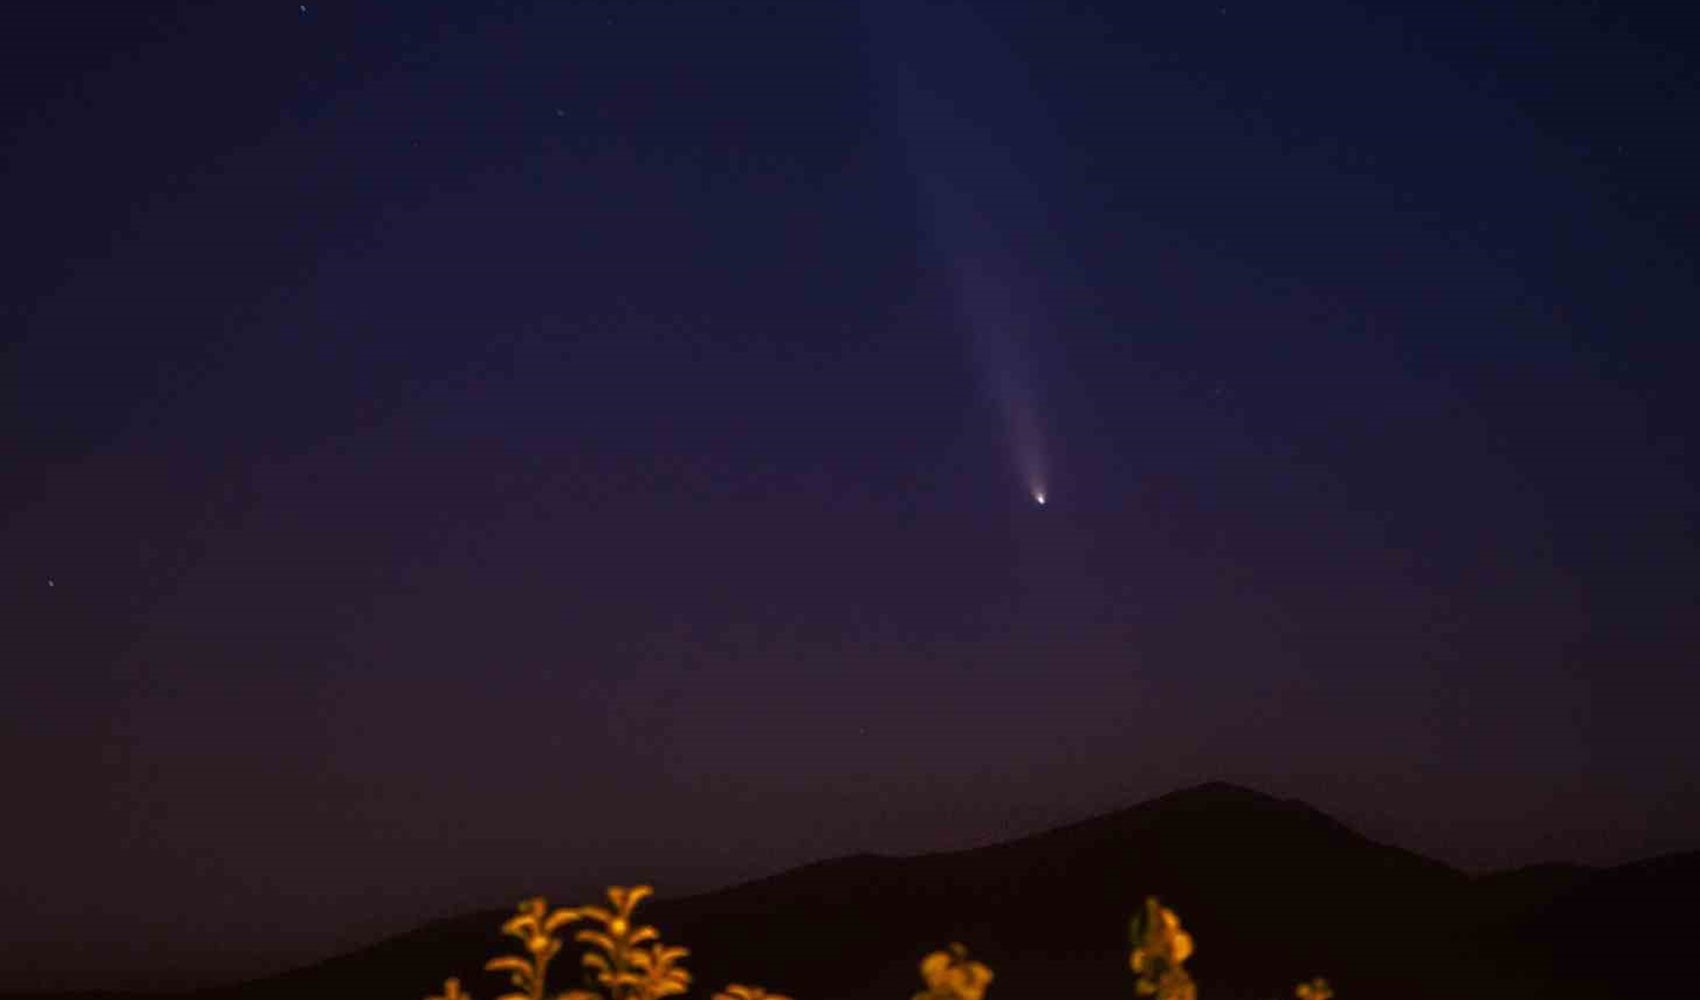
1296,977 -> 1334,1000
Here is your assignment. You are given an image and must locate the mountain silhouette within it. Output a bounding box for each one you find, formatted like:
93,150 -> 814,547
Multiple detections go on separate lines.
6,782 -> 1692,1000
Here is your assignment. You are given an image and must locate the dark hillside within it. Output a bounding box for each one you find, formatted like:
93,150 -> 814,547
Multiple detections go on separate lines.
1497,849 -> 1700,997
5,785 -> 1689,1000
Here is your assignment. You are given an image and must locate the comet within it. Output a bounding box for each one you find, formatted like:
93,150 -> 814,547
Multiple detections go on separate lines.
867,1 -> 1055,511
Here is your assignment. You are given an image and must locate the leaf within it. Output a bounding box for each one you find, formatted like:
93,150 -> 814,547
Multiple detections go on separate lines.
486,957 -> 532,977
609,885 -> 654,913
427,977 -> 471,1000
714,988 -> 790,1000
657,945 -> 688,964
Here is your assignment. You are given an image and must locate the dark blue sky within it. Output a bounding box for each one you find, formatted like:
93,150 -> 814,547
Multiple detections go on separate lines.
3,1 -> 1696,989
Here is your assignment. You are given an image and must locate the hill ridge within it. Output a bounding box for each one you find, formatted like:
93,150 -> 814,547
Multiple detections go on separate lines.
6,782 -> 1696,1000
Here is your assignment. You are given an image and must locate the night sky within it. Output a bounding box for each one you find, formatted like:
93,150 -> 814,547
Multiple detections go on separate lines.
4,1 -> 1696,990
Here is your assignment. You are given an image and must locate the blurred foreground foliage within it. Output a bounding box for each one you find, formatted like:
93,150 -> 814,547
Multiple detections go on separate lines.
426,885 -> 1330,1000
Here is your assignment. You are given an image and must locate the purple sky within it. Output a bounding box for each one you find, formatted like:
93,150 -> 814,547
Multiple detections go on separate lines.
3,1 -> 1696,990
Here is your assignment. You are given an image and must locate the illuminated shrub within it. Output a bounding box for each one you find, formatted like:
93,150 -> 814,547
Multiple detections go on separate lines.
1129,896 -> 1196,1000
911,942 -> 991,1000
426,885 -> 1328,1000
477,897 -> 587,1000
